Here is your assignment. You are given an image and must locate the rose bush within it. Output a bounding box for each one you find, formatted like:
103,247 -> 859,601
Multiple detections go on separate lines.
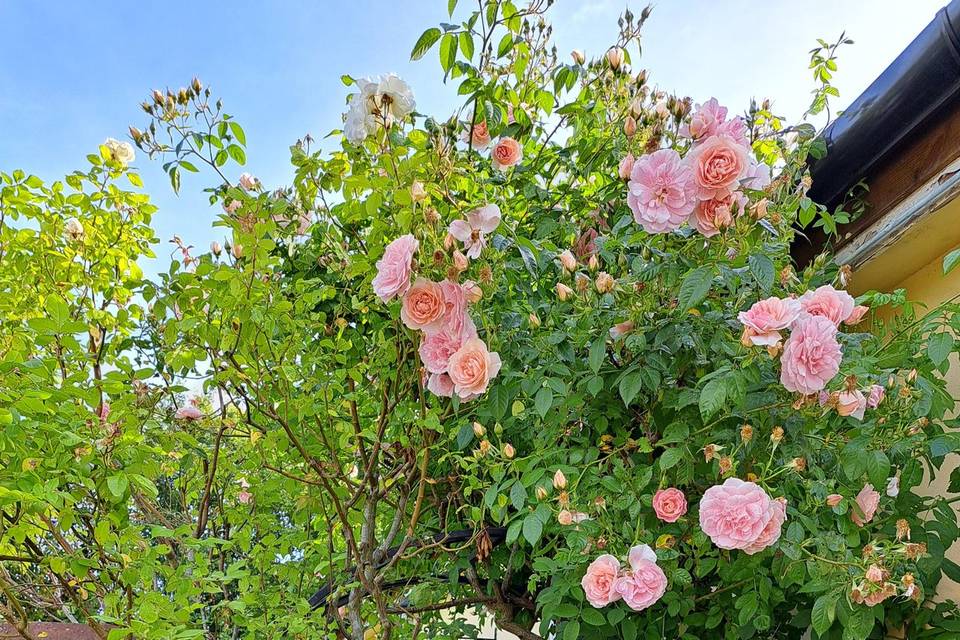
3,2 -> 960,640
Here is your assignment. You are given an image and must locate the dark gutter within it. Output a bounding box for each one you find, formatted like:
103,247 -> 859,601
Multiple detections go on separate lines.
795,0 -> 960,264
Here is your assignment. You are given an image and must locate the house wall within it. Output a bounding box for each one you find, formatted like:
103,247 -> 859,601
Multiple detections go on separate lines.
847,196 -> 960,601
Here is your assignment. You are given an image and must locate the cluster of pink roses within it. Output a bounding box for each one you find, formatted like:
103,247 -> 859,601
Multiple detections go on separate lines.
738,285 -> 868,395
581,544 -> 668,612
622,98 -> 770,236
372,231 -> 501,400
583,479 -> 786,613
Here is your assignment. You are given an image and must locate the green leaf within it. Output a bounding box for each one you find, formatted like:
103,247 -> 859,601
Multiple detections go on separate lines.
447,0 -> 458,16
227,144 -> 246,165
534,387 -> 552,418
581,607 -> 606,627
748,254 -> 775,293
678,266 -> 713,311
865,450 -> 890,489
659,447 -> 684,471
522,514 -> 543,545
588,338 -> 605,373
927,332 -> 954,367
439,33 -> 458,73
107,474 -> 129,498
510,481 -> 526,510
497,33 -> 514,58
459,31 -> 475,60
488,385 -> 511,420
563,621 -> 580,640
229,121 -> 246,146
944,247 -> 960,275
699,377 -> 726,420
619,371 -> 643,406
811,594 -> 836,636
411,27 -> 442,61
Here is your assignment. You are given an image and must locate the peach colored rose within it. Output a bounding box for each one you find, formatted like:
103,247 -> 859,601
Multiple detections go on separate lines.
698,478 -> 779,550
690,194 -> 735,238
372,234 -> 418,303
614,544 -> 667,611
742,497 -> 787,555
688,134 -> 749,200
619,153 -> 636,180
851,484 -> 880,527
780,315 -> 842,395
836,389 -> 866,420
401,279 -> 447,332
581,554 -> 622,608
799,285 -> 856,326
491,137 -> 523,171
652,488 -> 687,523
466,121 -> 491,150
738,296 -> 802,347
438,280 -> 469,336
826,494 -> 843,507
559,250 -> 577,272
845,304 -> 869,326
447,338 -> 502,400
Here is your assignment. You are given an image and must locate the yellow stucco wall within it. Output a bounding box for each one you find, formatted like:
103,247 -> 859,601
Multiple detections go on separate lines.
847,198 -> 960,601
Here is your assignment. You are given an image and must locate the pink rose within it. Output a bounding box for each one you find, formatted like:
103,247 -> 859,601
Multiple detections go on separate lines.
652,488 -> 688,523
581,554 -> 622,608
690,193 -> 735,238
176,405 -> 203,420
401,279 -> 447,332
427,373 -> 454,397
742,497 -> 787,555
438,279 -> 469,336
448,338 -> 502,400
614,544 -> 667,611
619,153 -> 636,180
717,117 -> 749,147
698,478 -> 779,550
738,296 -> 802,347
845,305 -> 869,326
372,234 -> 418,303
419,315 -> 478,374
867,384 -> 885,408
799,285 -> 856,326
688,134 -> 749,200
491,137 -> 523,170
836,389 -> 866,420
681,98 -> 727,141
780,315 -> 842,395
851,484 -> 880,527
627,148 -> 698,233
238,172 -> 258,190
449,204 -> 501,259
826,494 -> 843,507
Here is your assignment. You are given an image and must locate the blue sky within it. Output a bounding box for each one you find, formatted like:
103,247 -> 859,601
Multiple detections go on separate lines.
0,0 -> 946,274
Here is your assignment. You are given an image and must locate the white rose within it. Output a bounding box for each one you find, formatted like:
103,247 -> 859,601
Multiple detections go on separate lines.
376,73 -> 415,120
104,138 -> 135,165
64,217 -> 84,241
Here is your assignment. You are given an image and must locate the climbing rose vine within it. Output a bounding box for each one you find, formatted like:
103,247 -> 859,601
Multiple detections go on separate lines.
3,2 -> 960,640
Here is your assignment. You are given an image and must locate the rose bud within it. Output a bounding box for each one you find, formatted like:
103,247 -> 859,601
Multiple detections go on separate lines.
535,486 -> 549,501
559,250 -> 577,272
571,49 -> 586,65
624,115 -> 637,138
528,312 -> 541,328
553,469 -> 567,490
503,443 -> 515,459
210,241 -> 222,256
473,422 -> 486,437
556,282 -> 574,301
605,47 -> 624,70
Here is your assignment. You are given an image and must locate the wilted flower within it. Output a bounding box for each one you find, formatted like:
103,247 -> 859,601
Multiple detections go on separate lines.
740,424 -> 753,442
595,272 -> 615,294
410,180 -> 427,202
826,494 -> 843,507
609,321 -> 635,340
896,518 -> 911,541
851,484 -> 880,527
886,474 -> 899,497
718,457 -> 733,474
478,439 -> 491,456
770,426 -> 784,444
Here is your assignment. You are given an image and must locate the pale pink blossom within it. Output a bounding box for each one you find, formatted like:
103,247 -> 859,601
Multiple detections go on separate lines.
627,148 -> 698,233
372,234 -> 418,303
886,475 -> 900,498
867,384 -> 885,408
238,173 -> 258,190
780,315 -> 842,395
698,478 -> 779,550
845,305 -> 869,326
742,497 -> 787,555
609,320 -> 635,340
851,484 -> 880,527
418,315 -> 477,374
614,544 -> 667,611
738,297 -> 802,347
427,373 -> 454,397
447,338 -> 502,400
652,488 -> 687,523
449,204 -> 501,259
491,137 -> 523,170
438,280 -> 469,336
717,117 -> 749,147
619,153 -> 636,180
223,199 -> 241,214
681,98 -> 727,141
461,280 -> 483,304
401,279 -> 447,332
581,554 -> 622,608
799,285 -> 856,326
743,158 -> 772,191
687,134 -> 750,200
836,389 -> 866,420
176,405 -> 203,420
826,494 -> 843,507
